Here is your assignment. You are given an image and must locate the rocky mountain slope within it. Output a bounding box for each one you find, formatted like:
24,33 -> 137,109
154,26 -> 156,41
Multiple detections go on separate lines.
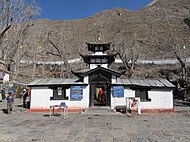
11,0 -> 190,82
27,0 -> 190,58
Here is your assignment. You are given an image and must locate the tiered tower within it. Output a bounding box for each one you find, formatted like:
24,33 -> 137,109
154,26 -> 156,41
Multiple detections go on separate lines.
79,42 -> 117,69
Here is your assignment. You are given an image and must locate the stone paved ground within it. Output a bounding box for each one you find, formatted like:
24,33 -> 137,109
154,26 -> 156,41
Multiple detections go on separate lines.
0,98 -> 190,142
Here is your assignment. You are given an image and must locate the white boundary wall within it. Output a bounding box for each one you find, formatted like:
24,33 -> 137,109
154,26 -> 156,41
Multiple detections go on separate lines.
110,87 -> 173,110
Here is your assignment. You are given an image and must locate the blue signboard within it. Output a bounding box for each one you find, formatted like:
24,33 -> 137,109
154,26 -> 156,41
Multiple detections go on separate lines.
71,86 -> 83,100
112,86 -> 124,98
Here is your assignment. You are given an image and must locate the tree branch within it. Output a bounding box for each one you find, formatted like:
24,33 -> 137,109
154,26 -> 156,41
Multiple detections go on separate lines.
0,24 -> 11,37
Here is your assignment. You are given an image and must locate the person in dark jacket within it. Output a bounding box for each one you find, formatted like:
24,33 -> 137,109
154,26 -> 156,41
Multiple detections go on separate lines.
22,89 -> 28,108
6,92 -> 14,114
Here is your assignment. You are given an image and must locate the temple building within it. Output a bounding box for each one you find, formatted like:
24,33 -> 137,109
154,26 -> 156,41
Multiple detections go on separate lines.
28,41 -> 175,113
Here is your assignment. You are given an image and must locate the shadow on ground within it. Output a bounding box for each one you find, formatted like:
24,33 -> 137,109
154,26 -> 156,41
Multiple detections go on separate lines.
2,108 -> 8,114
16,104 -> 23,107
43,114 -> 50,117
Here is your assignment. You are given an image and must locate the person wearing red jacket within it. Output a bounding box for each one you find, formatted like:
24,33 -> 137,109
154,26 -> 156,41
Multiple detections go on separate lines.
99,88 -> 104,103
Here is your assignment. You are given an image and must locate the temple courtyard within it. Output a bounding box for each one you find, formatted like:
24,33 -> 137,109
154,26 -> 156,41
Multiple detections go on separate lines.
0,98 -> 190,142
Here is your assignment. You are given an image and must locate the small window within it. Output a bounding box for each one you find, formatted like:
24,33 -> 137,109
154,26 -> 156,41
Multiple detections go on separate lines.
96,58 -> 101,63
91,59 -> 96,63
135,89 -> 151,102
51,87 -> 68,100
102,58 -> 107,63
100,46 -> 103,51
95,46 -> 99,51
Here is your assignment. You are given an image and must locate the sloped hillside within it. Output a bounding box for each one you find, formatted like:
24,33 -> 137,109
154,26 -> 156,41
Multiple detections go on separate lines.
10,0 -> 190,82
26,0 -> 190,60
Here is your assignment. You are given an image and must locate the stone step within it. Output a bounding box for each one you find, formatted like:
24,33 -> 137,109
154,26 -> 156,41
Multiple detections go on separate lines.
81,107 -> 121,115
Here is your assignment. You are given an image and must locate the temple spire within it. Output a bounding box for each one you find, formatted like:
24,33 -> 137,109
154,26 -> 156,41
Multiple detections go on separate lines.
96,31 -> 102,41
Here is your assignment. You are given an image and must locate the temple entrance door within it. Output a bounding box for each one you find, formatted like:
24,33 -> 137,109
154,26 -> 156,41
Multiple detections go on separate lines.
89,75 -> 111,107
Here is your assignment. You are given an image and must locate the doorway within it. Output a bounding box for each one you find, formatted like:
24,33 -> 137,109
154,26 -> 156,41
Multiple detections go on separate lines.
89,70 -> 111,107
90,82 -> 111,107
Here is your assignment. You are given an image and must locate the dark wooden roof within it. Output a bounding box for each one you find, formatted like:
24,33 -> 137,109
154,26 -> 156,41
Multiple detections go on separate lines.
79,53 -> 118,64
72,66 -> 121,78
86,42 -> 111,53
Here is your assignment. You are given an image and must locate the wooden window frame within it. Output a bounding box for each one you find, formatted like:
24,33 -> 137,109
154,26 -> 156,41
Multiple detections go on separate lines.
134,88 -> 151,102
50,87 -> 68,100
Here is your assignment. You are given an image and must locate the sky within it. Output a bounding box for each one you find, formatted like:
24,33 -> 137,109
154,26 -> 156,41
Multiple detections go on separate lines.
36,0 -> 154,20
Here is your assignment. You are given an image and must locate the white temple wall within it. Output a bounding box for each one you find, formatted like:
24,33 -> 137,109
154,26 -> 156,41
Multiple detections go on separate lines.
111,87 -> 135,109
30,85 -> 89,110
140,89 -> 173,109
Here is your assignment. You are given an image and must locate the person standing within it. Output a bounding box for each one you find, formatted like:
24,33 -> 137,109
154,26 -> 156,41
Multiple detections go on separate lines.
99,88 -> 104,103
0,90 -> 2,102
1,88 -> 5,100
6,92 -> 14,114
22,89 -> 28,108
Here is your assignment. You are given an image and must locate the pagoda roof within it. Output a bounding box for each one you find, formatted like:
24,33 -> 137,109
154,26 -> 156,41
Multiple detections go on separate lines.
86,42 -> 111,45
79,53 -> 118,64
72,66 -> 121,78
79,53 -> 118,58
86,42 -> 111,53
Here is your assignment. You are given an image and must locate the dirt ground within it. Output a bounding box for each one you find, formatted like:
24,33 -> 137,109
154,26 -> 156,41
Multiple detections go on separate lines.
0,98 -> 190,142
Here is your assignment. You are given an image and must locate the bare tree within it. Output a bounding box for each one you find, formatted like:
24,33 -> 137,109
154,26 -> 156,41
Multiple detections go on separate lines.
112,31 -> 141,78
21,27 -> 49,80
0,0 -> 40,62
183,18 -> 190,27
45,30 -> 71,78
139,8 -> 189,81
138,4 -> 190,100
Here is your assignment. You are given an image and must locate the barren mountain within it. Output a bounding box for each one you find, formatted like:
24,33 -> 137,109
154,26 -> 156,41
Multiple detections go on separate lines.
12,0 -> 190,82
